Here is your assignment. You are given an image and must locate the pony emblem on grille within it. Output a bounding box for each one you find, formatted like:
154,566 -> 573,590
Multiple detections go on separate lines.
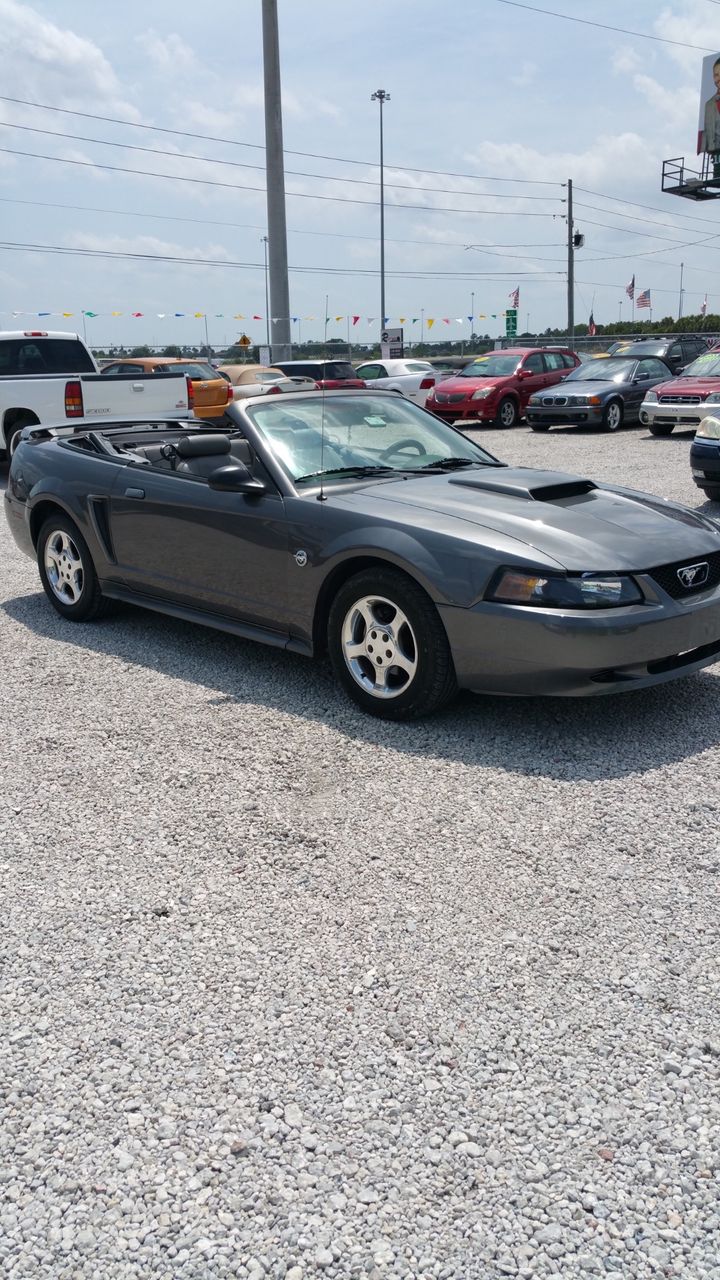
677,562 -> 709,589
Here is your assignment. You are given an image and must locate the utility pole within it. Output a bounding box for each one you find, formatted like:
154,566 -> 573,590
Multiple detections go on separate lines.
262,0 -> 291,360
371,89 -> 390,330
261,236 -> 270,350
567,177 -> 574,349
678,261 -> 684,320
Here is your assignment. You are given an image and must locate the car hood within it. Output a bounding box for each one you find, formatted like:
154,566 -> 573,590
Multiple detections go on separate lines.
652,377 -> 720,397
430,374 -> 510,393
330,467 -> 720,570
538,378 -> 629,397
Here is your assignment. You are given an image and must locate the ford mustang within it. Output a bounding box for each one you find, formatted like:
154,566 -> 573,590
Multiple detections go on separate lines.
6,391 -> 720,719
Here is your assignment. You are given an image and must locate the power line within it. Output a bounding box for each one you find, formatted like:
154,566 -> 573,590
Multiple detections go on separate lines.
0,146 -> 560,216
0,122 -> 559,201
492,0 -> 717,51
0,196 -> 564,250
575,186 -> 720,229
0,94 -> 560,186
0,239 -> 564,279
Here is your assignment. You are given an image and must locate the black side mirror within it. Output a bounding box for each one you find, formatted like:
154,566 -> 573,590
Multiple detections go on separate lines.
208,463 -> 266,494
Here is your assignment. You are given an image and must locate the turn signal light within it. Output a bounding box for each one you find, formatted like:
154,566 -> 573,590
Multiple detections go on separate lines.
226,381 -> 234,403
420,376 -> 435,389
64,379 -> 84,418
186,376 -> 195,410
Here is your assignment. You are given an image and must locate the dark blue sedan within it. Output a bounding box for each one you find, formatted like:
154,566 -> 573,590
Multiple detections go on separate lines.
526,355 -> 673,432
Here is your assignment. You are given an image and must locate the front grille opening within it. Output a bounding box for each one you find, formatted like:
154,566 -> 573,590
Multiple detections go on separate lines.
647,550 -> 720,599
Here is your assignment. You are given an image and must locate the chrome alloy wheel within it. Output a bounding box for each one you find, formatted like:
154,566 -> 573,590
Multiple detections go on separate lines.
341,594 -> 418,699
605,401 -> 622,431
44,529 -> 85,605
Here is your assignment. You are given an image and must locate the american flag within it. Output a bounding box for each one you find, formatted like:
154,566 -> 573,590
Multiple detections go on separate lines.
636,289 -> 651,309
701,294 -> 708,317
626,275 -> 635,301
588,311 -> 596,337
508,286 -> 520,309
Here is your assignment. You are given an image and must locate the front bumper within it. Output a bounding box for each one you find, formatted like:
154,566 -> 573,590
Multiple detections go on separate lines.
439,580 -> 720,696
526,403 -> 604,427
690,439 -> 720,491
427,399 -> 497,421
639,400 -> 709,430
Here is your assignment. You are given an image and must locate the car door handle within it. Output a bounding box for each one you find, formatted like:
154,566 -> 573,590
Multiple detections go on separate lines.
124,487 -> 145,499
131,383 -> 145,392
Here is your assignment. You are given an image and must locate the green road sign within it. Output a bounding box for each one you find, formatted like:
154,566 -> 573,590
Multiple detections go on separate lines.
505,308 -> 517,337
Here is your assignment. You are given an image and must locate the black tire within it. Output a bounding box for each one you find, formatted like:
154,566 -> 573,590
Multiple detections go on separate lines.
497,397 -> 518,428
530,424 -> 550,433
701,487 -> 720,501
602,399 -> 623,432
37,515 -> 108,622
6,414 -> 36,456
327,567 -> 458,720
649,423 -> 673,437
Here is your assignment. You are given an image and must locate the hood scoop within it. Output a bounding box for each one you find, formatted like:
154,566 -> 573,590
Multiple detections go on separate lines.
448,468 -> 597,502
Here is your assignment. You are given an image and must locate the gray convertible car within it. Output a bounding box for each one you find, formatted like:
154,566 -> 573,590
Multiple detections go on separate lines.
6,391 -> 720,719
526,354 -> 673,432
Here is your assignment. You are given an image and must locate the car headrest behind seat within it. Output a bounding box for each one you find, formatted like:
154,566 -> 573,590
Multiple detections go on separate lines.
175,434 -> 231,458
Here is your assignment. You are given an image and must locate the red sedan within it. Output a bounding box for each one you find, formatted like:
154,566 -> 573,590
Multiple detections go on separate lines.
425,347 -> 580,427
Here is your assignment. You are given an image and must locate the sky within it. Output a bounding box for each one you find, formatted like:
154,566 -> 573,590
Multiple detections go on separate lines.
1,0 -> 720,349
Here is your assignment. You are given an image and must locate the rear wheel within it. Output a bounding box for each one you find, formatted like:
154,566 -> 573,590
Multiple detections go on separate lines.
497,397 -> 518,428
701,487 -> 720,501
602,399 -> 623,432
327,568 -> 457,720
37,515 -> 108,622
649,423 -> 673,437
6,414 -> 36,456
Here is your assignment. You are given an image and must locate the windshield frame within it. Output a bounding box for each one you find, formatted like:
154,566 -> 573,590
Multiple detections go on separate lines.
564,358 -> 637,382
681,353 -> 720,378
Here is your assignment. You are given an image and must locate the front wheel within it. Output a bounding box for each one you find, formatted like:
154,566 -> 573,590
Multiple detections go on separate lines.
497,397 -> 518,428
37,515 -> 108,622
602,400 -> 623,432
649,423 -> 673,437
701,487 -> 720,501
327,568 -> 457,720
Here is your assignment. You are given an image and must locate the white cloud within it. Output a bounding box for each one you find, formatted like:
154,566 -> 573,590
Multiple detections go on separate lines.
138,30 -> 199,76
67,233 -> 234,263
510,60 -> 537,88
0,0 -> 139,119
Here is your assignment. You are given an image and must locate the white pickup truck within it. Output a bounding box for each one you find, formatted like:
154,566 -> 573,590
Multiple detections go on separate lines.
0,330 -> 193,458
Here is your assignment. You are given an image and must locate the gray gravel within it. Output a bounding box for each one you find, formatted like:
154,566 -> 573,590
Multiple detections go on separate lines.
1,423 -> 720,1280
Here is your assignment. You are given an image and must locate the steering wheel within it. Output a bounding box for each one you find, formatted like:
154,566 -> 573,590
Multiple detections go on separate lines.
378,437 -> 427,461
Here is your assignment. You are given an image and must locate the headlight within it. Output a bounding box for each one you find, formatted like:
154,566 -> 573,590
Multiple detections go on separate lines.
643,391 -> 658,403
567,396 -> 588,406
471,386 -> 496,400
487,569 -> 643,609
697,415 -> 720,439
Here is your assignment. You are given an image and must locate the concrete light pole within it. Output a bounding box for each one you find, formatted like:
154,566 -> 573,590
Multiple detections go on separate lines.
262,0 -> 291,360
371,89 -> 390,330
261,236 -> 270,350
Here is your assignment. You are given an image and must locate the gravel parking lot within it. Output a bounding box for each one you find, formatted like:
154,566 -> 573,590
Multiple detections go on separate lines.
2,423 -> 719,1280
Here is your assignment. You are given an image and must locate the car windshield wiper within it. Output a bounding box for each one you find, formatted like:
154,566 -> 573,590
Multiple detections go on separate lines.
419,456 -> 480,470
296,464 -> 396,482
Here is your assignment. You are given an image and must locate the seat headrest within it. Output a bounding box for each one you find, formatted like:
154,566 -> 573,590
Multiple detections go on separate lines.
175,434 -> 230,458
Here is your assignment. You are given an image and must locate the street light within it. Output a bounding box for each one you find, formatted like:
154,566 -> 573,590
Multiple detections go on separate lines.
261,235 -> 270,351
371,89 -> 390,329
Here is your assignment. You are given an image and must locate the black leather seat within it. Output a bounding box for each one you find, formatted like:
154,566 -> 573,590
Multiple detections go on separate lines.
174,434 -> 231,476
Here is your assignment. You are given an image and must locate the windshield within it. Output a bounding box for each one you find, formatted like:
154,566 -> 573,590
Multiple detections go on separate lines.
157,362 -> 217,379
246,394 -> 500,482
460,355 -> 521,378
565,359 -> 634,382
681,353 -> 720,377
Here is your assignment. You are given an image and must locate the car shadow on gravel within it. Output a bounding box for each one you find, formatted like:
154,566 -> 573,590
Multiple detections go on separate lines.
5,589 -> 720,783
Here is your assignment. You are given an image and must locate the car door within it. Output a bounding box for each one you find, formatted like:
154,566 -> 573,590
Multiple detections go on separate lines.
630,358 -> 674,421
107,454 -> 290,632
517,352 -> 548,408
356,363 -> 388,386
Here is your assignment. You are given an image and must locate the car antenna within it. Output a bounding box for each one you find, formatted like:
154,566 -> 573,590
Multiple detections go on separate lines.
317,293 -> 329,502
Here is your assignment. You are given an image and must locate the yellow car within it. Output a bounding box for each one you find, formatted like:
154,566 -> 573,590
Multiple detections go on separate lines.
101,357 -> 233,420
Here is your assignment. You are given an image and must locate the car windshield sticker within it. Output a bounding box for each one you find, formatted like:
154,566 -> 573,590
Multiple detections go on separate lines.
364,416 -> 387,426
